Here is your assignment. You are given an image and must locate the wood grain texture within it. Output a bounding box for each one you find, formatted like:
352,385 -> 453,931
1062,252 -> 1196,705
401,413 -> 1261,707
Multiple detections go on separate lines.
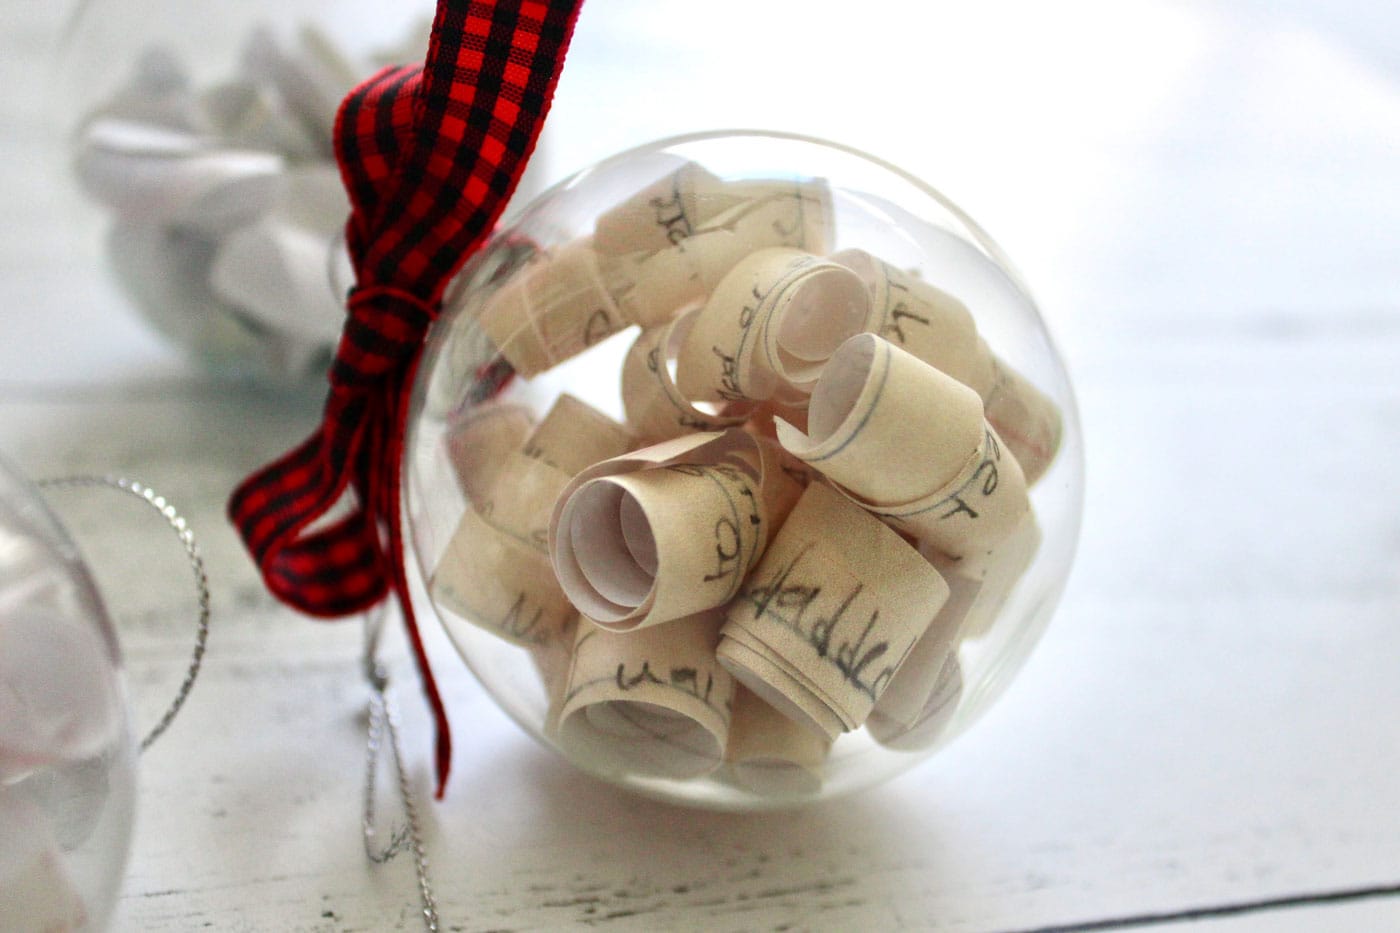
3,1 -> 1399,930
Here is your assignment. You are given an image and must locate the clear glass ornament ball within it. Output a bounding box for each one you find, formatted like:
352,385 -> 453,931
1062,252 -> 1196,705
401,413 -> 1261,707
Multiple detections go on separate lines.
56,0 -> 436,383
406,131 -> 1084,810
0,455 -> 137,930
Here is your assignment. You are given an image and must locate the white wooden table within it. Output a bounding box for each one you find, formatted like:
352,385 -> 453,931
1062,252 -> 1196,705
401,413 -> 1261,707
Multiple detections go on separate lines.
3,1 -> 1399,929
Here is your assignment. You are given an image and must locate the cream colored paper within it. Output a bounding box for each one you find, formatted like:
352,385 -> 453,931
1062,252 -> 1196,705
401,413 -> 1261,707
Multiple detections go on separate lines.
621,310 -> 753,443
599,180 -> 836,329
777,334 -> 1029,559
476,451 -> 572,553
476,237 -> 628,377
724,685 -> 831,796
550,429 -> 802,632
593,161 -> 727,254
836,249 -> 1063,484
677,248 -> 872,405
863,573 -> 971,750
867,654 -> 962,751
717,481 -> 950,739
522,393 -> 635,475
595,166 -> 832,256
927,510 -> 1042,641
443,402 -> 534,507
553,463 -> 764,630
983,356 -> 1063,486
833,248 -> 993,393
555,614 -> 734,779
431,504 -> 575,646
533,613 -> 579,732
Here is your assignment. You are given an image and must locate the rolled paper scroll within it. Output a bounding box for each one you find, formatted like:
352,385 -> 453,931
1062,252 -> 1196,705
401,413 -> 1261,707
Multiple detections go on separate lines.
550,429 -> 801,632
717,481 -> 951,740
599,181 -> 837,328
676,248 -> 872,405
927,510 -> 1042,642
555,613 -> 734,780
533,613 -> 579,731
74,119 -> 284,235
475,236 -> 628,377
621,309 -> 754,443
724,685 -> 831,796
777,333 -> 1029,559
0,787 -> 89,932
867,654 -> 962,751
593,161 -> 727,254
522,393 -> 635,475
443,402 -> 534,507
431,504 -> 575,647
210,220 -> 345,343
983,356 -> 1063,486
835,249 -> 1063,484
477,395 -> 635,552
863,571 -> 971,750
595,163 -> 832,257
553,462 -> 763,630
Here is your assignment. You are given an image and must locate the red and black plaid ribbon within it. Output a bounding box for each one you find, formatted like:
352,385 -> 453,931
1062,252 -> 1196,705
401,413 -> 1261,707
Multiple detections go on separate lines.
228,0 -> 583,796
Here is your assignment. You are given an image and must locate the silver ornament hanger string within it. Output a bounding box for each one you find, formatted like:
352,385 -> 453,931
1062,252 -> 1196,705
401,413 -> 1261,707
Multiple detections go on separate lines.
37,475 -> 210,753
362,607 -> 441,932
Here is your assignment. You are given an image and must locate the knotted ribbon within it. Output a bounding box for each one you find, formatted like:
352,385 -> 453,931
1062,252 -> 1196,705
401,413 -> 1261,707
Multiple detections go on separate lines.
228,0 -> 583,796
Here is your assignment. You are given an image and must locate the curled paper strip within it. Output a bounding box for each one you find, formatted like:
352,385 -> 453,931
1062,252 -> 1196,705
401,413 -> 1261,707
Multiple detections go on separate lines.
599,179 -> 836,329
836,249 -> 1063,484
777,334 -> 1029,559
593,161 -> 727,254
534,613 -> 579,732
867,653 -> 962,751
724,685 -> 831,796
481,396 -> 636,551
476,237 -> 628,377
74,119 -> 284,235
550,430 -> 801,632
928,511 -> 1042,642
677,248 -> 872,405
717,481 -> 950,740
556,613 -> 734,780
431,504 -> 575,647
554,462 -> 764,630
0,787 -> 89,933
622,309 -> 754,443
864,572 -> 971,750
522,393 -> 635,476
595,164 -> 831,257
444,402 -> 534,507
983,356 -> 1063,486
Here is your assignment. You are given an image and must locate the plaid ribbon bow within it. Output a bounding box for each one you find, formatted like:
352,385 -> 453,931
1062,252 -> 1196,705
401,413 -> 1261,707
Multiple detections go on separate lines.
228,0 -> 583,796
